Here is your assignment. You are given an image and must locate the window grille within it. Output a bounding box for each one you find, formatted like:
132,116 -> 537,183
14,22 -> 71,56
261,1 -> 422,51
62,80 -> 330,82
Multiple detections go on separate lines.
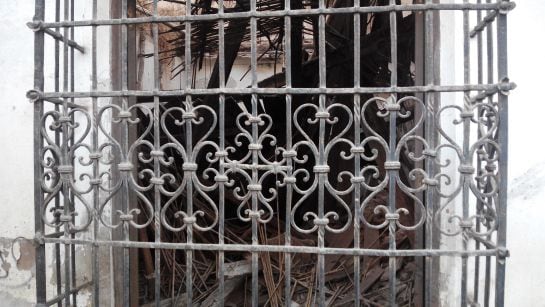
28,0 -> 515,306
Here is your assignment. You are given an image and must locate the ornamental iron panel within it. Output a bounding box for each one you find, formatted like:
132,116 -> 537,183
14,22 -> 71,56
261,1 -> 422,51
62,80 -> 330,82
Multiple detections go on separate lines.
29,0 -> 514,306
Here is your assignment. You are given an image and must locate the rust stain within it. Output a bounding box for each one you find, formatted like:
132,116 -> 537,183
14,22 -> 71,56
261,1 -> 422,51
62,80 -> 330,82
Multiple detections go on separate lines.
15,239 -> 35,271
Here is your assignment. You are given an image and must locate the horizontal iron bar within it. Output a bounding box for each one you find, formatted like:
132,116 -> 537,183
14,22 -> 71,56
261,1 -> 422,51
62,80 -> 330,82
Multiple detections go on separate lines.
45,281 -> 92,306
39,236 -> 501,257
26,90 -> 79,108
38,83 -> 516,99
40,2 -> 515,29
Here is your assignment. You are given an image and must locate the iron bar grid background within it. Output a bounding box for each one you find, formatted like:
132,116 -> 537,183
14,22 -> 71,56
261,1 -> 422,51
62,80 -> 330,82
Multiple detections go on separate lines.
29,0 -> 514,306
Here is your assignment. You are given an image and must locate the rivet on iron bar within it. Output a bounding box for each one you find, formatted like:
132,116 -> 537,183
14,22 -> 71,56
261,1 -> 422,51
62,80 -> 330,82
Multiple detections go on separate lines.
499,0 -> 516,15
498,78 -> 515,96
182,112 -> 196,119
150,177 -> 164,185
214,175 -> 229,183
497,247 -> 510,259
119,214 -> 134,222
182,163 -> 198,171
384,103 -> 401,112
282,150 -> 297,158
118,162 -> 134,172
248,143 -> 262,151
283,176 -> 297,184
34,232 -> 45,245
385,213 -> 400,221
458,165 -> 476,175
315,111 -> 330,119
313,165 -> 330,173
350,146 -> 366,154
460,112 -> 474,119
215,150 -> 228,158
88,152 -> 102,160
313,218 -> 329,226
485,164 -> 497,172
459,220 -> 474,229
247,184 -> 262,192
422,149 -> 437,158
183,216 -> 197,225
89,179 -> 102,186
350,176 -> 366,184
423,178 -> 439,187
57,165 -> 74,174
384,161 -> 401,170
150,150 -> 164,157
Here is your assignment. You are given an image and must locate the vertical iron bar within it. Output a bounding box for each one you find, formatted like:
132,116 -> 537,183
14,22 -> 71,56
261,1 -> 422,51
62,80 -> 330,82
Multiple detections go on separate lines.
34,0 -> 46,305
462,2 -> 470,306
317,0 -> 326,305
121,0 -> 130,306
218,0 -> 226,304
152,0 -> 162,306
484,1 -> 494,305
495,1 -> 509,305
54,0 -> 63,305
91,0 -> 100,305
283,0 -> 293,305
353,0 -> 362,305
284,0 -> 293,307
388,0 -> 398,305
474,0 -> 483,304
184,0 -> 194,306
69,1 -> 77,305
250,0 -> 259,305
62,0 -> 72,305
424,1 -> 435,306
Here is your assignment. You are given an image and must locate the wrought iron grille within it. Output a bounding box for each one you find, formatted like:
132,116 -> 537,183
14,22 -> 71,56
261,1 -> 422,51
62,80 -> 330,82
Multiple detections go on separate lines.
28,0 -> 515,306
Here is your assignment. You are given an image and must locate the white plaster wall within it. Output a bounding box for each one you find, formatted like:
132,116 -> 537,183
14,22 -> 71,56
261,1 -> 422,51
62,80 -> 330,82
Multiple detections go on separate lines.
506,1 -> 545,306
0,1 -> 41,305
0,1 -> 112,305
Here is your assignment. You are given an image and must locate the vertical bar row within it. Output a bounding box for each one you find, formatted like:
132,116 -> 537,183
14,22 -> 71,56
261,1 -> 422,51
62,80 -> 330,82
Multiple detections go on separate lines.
34,0 -> 46,305
495,0 -> 509,305
353,0 -> 362,305
152,0 -> 162,306
388,0 -> 398,305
